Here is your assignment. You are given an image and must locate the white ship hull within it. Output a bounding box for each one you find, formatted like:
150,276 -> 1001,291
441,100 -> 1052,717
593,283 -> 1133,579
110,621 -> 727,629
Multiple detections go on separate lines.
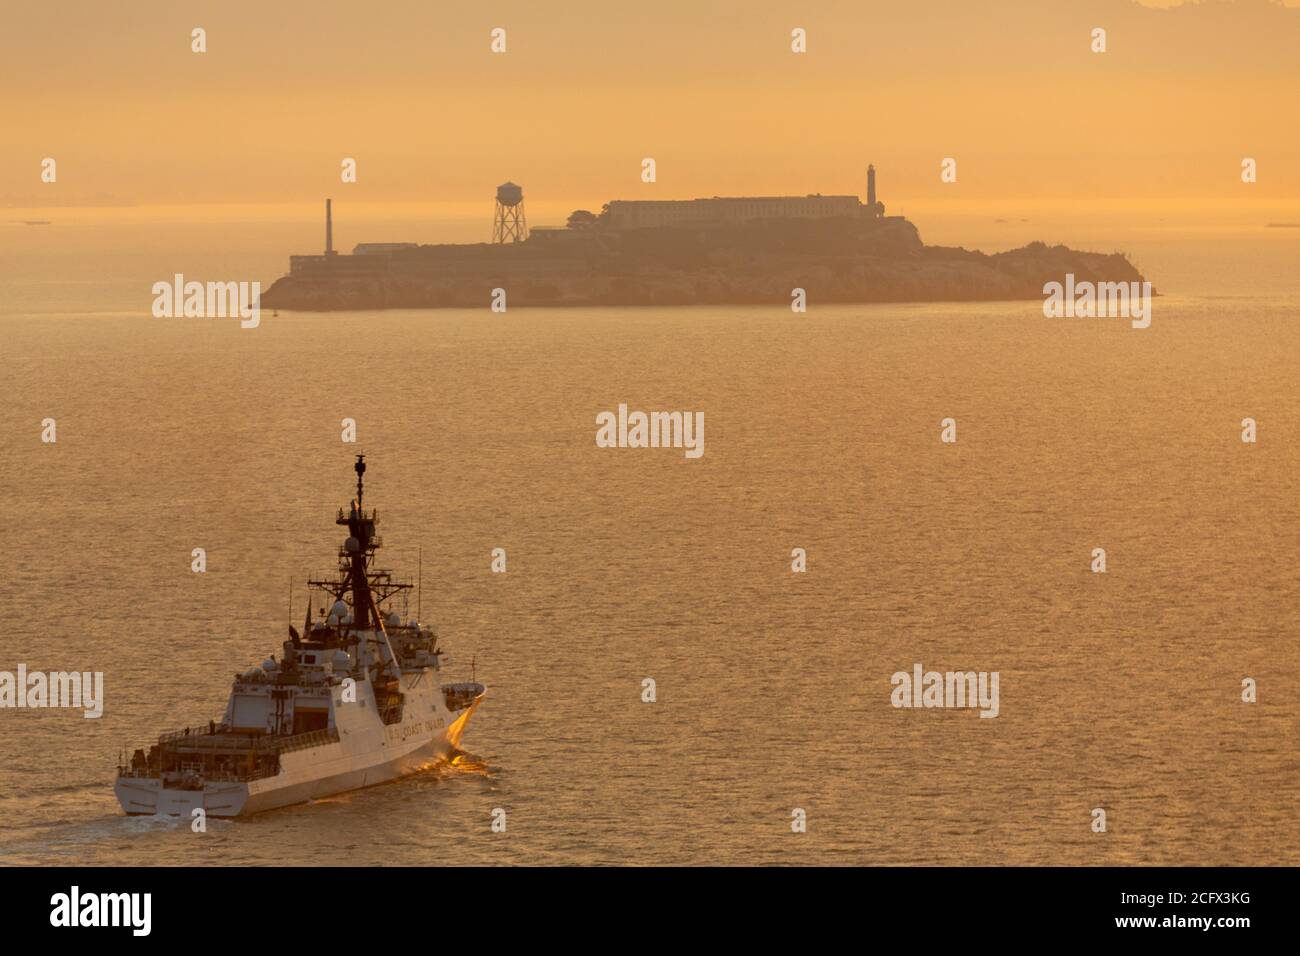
117,680 -> 483,818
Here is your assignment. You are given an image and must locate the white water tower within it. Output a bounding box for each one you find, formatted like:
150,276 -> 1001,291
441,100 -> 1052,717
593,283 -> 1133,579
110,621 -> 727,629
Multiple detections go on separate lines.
492,182 -> 528,243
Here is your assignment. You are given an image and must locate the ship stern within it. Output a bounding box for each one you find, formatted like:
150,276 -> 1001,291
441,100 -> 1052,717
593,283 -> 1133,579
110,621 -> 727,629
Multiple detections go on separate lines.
115,775 -> 251,818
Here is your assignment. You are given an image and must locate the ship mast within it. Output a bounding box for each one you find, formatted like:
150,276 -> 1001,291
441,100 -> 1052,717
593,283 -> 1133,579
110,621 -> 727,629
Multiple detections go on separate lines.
306,455 -> 412,631
343,454 -> 378,629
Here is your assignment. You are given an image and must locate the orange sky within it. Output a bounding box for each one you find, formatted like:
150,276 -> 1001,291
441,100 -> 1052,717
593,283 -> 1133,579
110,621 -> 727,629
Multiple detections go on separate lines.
3,0 -> 1299,216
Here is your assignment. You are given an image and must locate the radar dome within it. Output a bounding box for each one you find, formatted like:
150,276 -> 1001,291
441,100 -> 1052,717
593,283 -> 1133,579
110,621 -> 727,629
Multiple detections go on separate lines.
387,611 -> 402,627
344,536 -> 360,553
330,600 -> 348,619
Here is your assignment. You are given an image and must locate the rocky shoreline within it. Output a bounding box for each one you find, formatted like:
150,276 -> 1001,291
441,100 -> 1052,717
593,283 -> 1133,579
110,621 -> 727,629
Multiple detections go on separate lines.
262,231 -> 1151,311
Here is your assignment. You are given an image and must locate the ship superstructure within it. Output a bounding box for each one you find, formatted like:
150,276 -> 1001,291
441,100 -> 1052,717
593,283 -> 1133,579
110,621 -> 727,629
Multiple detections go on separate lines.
115,455 -> 485,817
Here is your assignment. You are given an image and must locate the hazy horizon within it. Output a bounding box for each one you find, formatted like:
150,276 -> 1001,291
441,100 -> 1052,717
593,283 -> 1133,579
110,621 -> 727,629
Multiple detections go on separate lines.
4,197 -> 1298,263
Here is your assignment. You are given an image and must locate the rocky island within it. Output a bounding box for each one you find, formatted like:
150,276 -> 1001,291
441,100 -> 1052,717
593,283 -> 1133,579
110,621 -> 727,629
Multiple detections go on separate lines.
262,170 -> 1150,311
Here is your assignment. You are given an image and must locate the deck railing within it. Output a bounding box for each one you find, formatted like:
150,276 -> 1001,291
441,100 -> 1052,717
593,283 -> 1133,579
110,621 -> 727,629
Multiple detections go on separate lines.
153,725 -> 340,756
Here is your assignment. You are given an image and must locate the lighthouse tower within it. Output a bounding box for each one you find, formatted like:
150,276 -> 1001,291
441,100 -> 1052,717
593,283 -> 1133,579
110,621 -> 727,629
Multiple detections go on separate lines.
866,165 -> 884,218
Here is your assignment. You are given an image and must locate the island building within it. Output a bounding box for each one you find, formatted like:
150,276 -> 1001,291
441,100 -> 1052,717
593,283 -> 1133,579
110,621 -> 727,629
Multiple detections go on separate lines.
596,165 -> 886,232
284,165 -> 904,281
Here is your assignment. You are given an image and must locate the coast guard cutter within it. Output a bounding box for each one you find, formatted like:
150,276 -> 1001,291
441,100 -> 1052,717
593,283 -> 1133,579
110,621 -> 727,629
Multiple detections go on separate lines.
116,455 -> 485,816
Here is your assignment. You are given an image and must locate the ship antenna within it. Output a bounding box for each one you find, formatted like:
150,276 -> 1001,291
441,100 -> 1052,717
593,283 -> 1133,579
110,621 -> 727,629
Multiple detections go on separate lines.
417,546 -> 423,621
354,453 -> 366,507
303,578 -> 312,633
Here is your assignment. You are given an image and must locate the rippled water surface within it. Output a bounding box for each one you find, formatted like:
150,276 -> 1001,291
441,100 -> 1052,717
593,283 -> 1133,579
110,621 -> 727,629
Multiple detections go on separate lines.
1,224 -> 1297,865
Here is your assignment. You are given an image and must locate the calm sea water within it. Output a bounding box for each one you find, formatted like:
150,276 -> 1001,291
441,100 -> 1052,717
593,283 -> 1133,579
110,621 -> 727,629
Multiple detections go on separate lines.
0,219 -> 1297,865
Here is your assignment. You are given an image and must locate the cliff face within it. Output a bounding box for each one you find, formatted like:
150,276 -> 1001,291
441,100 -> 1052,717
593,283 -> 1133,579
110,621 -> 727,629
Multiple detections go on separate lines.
261,221 -> 1150,311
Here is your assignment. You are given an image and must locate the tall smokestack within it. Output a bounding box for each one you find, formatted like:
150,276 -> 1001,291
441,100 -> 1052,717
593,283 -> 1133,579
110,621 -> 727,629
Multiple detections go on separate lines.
325,198 -> 334,255
867,165 -> 877,210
